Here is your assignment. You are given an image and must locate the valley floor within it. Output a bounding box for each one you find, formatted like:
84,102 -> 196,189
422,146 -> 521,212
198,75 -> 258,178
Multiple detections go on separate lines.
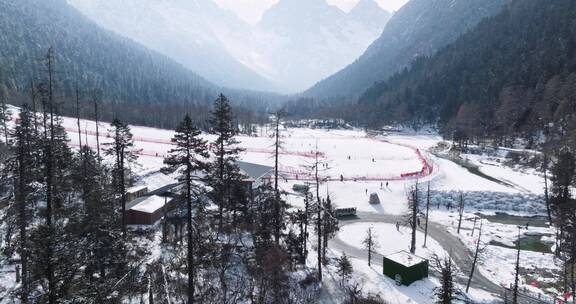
1,112 -> 564,303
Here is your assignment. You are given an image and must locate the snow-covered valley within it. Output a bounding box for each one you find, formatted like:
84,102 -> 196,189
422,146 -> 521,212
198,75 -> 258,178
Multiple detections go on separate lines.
42,114 -> 562,303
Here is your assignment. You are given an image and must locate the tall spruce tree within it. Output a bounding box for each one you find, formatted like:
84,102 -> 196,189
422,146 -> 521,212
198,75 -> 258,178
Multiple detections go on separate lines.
105,118 -> 138,236
163,115 -> 209,304
207,94 -> 244,233
406,182 -> 420,254
10,105 -> 39,303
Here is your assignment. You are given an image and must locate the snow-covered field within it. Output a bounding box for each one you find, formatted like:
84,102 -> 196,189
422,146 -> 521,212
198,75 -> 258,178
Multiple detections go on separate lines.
37,112 -> 561,302
338,223 -> 448,261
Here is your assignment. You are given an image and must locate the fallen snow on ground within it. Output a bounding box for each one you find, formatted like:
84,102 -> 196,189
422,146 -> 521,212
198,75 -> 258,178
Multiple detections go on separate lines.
338,223 -> 448,262
7,106 -> 557,303
431,210 -> 560,300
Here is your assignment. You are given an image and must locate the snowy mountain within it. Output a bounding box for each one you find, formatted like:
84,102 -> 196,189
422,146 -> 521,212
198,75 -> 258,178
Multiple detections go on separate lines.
254,0 -> 391,91
67,0 -> 391,93
304,0 -> 510,98
67,0 -> 280,92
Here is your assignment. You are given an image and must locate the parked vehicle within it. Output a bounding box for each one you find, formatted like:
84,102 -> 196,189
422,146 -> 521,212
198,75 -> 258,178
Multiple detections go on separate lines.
292,184 -> 310,193
335,207 -> 357,218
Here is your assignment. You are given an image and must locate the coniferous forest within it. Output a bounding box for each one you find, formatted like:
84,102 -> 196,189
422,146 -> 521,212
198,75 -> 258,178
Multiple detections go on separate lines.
1,0 -> 576,303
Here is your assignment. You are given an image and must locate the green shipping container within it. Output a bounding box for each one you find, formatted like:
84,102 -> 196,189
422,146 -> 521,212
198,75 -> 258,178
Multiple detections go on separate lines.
382,251 -> 429,286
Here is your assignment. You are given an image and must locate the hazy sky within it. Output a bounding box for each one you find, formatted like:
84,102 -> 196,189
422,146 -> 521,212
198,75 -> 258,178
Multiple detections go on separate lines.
213,0 -> 410,24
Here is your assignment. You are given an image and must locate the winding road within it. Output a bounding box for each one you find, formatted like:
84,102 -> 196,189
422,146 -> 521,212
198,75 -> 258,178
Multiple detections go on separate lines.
329,211 -> 503,296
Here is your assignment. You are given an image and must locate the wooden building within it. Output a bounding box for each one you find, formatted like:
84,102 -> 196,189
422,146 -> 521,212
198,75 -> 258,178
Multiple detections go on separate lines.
126,185 -> 149,202
126,195 -> 176,226
236,161 -> 273,199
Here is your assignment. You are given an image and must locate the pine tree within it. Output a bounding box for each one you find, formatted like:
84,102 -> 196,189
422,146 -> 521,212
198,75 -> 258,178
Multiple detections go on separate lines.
104,118 -> 138,236
207,94 -> 244,233
322,195 -> 338,264
549,149 -> 576,303
10,105 -> 40,303
406,182 -> 420,254
434,254 -> 458,304
0,91 -> 11,145
163,115 -> 209,304
270,110 -> 286,245
335,252 -> 353,286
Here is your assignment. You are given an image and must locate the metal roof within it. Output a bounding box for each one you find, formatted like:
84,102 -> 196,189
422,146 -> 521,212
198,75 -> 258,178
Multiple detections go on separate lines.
385,250 -> 427,267
236,161 -> 273,180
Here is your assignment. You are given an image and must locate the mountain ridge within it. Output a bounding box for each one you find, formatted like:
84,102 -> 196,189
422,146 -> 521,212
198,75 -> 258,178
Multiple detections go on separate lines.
68,0 -> 391,93
304,0 -> 509,98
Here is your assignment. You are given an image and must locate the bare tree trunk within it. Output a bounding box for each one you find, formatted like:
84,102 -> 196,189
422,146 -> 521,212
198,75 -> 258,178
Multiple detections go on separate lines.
423,182 -> 430,247
273,113 -> 281,245
512,227 -> 521,304
17,139 -> 28,303
410,183 -> 418,254
304,193 -> 309,261
45,46 -> 56,304
75,86 -> 82,150
93,96 -> 100,159
119,146 -> 127,236
30,81 -> 38,133
457,193 -> 464,234
543,155 -> 552,225
317,200 -> 322,282
315,150 -> 322,282
186,166 -> 195,304
466,221 -> 482,293
1,98 -> 8,144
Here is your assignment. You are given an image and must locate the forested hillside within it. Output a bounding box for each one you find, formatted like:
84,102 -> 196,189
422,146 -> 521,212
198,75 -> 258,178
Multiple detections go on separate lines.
356,0 -> 576,147
304,0 -> 508,99
0,0 -> 276,128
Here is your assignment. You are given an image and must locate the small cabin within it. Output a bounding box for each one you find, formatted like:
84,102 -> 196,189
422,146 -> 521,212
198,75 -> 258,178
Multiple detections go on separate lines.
126,185 -> 149,202
383,251 -> 428,286
236,161 -> 273,199
126,195 -> 176,226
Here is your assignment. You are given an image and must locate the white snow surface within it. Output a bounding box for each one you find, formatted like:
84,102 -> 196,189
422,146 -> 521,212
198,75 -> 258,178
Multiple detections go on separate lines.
130,195 -> 167,213
4,107 -> 560,303
339,222 -> 449,261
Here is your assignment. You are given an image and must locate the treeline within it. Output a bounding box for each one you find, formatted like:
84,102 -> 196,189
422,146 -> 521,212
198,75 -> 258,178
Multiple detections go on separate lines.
0,0 -> 277,130
353,0 -> 576,147
0,48 -> 348,303
546,151 -> 576,300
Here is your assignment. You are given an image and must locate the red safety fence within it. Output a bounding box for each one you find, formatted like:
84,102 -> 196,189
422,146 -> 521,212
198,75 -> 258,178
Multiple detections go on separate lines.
64,122 -> 434,182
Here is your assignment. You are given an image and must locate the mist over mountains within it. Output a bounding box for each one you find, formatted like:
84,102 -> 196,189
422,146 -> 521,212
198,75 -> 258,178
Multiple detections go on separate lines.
304,0 -> 510,99
68,0 -> 391,93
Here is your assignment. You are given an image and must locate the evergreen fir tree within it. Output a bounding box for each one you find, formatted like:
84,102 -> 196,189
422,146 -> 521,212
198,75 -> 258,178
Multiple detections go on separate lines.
207,94 -> 245,232
163,115 -> 209,304
104,118 -> 138,236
